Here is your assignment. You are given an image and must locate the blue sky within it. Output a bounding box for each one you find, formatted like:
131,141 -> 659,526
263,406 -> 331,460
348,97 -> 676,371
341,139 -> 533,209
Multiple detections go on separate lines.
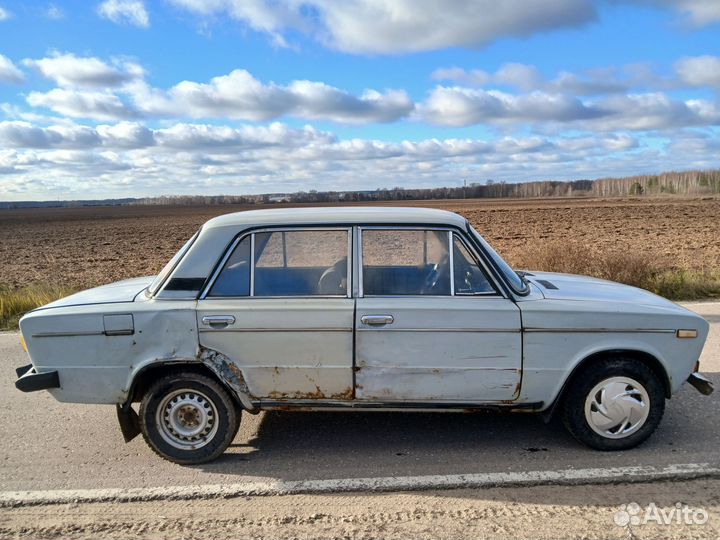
0,0 -> 719,200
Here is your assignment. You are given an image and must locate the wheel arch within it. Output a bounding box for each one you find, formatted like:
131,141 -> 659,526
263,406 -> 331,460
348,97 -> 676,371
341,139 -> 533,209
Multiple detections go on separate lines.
541,348 -> 671,422
117,352 -> 259,444
128,362 -> 223,404
124,348 -> 258,413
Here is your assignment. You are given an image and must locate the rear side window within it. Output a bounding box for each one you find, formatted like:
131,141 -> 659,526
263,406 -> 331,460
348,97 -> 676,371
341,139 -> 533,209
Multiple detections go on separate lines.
361,229 -> 451,296
253,230 -> 348,296
208,229 -> 349,297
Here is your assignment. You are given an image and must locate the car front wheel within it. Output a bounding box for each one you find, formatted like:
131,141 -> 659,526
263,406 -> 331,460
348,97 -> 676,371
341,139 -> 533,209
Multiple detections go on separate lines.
562,357 -> 665,450
139,371 -> 240,464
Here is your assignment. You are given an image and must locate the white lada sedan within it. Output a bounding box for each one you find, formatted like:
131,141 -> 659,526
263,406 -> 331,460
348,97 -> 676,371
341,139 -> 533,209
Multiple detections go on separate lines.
16,207 -> 713,464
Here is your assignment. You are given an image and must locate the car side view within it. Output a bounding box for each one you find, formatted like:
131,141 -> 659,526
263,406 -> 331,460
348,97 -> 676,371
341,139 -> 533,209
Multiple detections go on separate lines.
15,207 -> 713,464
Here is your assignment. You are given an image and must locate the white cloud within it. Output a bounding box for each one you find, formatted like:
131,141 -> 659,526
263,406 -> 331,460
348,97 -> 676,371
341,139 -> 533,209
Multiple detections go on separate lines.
591,93 -> 720,130
97,0 -> 149,28
675,55 -> 720,87
420,85 -> 720,130
494,63 -> 545,91
3,118 -> 719,200
131,69 -> 414,123
0,120 -> 335,151
24,52 -> 144,88
26,89 -> 138,121
656,0 -> 720,25
153,122 -> 335,149
0,54 -> 24,84
0,122 -> 720,199
168,0 -> 597,54
420,87 -> 602,126
45,4 -> 64,19
431,63 -> 631,95
0,5 -> 10,21
551,69 -> 630,95
95,122 -> 155,148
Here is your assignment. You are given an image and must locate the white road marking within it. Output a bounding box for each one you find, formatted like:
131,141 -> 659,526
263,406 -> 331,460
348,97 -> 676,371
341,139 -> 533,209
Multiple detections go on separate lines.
1,462 -> 718,507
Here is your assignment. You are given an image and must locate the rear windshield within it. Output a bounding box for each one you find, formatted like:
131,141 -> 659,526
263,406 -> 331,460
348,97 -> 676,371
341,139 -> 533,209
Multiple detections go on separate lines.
147,230 -> 200,295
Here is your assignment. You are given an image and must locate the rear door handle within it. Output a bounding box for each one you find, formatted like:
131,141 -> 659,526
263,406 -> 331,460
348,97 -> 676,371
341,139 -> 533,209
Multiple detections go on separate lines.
361,314 -> 394,326
201,315 -> 236,328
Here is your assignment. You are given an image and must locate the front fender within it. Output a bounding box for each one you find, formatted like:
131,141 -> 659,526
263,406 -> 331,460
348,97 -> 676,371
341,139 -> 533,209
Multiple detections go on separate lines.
520,332 -> 695,407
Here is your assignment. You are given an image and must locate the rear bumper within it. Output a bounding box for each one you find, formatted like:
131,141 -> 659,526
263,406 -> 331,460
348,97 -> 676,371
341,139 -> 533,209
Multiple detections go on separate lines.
687,372 -> 714,396
15,365 -> 60,392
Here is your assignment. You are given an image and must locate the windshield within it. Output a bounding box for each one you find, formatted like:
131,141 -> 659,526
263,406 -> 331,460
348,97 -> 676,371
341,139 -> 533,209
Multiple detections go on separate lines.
468,225 -> 528,295
147,230 -> 200,295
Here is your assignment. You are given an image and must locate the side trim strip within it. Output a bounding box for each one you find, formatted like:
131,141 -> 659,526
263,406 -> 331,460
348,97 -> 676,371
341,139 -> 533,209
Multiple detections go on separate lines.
198,327 -> 352,333
32,331 -> 104,338
523,328 -> 676,334
356,327 -> 520,333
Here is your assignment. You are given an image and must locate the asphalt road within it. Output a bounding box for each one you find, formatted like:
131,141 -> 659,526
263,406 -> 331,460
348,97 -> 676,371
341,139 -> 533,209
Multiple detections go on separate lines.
1,302 -> 718,494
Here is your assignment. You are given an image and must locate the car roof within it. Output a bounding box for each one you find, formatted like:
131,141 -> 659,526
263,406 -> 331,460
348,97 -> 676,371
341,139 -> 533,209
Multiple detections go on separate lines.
204,206 -> 468,230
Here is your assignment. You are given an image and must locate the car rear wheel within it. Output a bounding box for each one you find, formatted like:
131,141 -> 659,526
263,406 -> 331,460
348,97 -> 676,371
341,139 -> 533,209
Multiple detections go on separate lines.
562,357 -> 665,450
139,371 -> 240,464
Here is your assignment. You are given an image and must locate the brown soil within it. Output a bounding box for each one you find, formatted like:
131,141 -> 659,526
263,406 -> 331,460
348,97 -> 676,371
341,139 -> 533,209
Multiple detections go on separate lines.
1,197 -> 718,289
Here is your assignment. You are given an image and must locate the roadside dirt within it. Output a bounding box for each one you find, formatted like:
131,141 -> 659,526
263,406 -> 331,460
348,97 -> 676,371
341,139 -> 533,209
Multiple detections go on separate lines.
1,197 -> 718,289
1,478 -> 718,539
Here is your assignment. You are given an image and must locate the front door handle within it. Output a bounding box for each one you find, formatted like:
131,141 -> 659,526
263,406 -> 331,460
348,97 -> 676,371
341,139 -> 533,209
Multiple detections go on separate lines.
201,315 -> 236,328
361,314 -> 394,326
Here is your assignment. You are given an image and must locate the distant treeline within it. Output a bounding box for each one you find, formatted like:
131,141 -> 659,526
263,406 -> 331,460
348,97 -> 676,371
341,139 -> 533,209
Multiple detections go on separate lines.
0,198 -> 140,209
130,169 -> 720,205
2,169 -> 718,209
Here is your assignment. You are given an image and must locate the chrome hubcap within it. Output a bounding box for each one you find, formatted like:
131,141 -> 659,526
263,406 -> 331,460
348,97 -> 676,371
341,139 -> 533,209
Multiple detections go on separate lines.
584,377 -> 650,439
156,389 -> 218,450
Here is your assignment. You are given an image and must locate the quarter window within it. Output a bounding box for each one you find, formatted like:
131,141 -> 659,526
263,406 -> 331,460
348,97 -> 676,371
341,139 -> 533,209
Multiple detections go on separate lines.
208,236 -> 251,297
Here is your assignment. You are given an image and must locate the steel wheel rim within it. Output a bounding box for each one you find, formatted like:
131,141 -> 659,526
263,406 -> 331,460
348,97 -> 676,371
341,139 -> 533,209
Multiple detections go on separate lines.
584,376 -> 650,439
156,389 -> 219,450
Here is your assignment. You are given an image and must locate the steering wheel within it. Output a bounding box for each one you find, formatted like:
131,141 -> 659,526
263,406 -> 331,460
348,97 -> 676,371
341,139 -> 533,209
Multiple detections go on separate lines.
421,254 -> 449,294
457,267 -> 475,293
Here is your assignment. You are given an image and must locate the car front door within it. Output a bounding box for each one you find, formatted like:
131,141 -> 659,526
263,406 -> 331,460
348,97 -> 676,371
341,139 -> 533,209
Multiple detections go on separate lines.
354,227 -> 522,402
197,227 -> 355,401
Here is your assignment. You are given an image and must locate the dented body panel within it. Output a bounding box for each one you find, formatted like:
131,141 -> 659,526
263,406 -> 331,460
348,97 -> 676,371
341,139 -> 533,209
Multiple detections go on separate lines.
20,294 -> 198,404
355,297 -> 521,401
16,207 -> 710,417
197,298 -> 354,400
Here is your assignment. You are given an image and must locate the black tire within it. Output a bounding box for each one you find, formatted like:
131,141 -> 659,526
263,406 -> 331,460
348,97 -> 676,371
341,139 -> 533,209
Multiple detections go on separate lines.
561,357 -> 665,451
139,371 -> 240,464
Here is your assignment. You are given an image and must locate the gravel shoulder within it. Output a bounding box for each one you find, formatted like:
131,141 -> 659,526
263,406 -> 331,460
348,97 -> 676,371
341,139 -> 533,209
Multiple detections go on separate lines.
2,479 -> 719,539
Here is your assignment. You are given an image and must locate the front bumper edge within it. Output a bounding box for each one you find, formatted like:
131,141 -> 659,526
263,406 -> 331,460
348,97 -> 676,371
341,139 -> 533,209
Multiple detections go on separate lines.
687,372 -> 714,395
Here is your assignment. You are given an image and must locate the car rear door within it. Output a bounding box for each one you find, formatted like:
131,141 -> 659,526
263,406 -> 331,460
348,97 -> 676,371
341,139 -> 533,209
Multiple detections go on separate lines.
197,227 -> 355,401
354,227 -> 522,402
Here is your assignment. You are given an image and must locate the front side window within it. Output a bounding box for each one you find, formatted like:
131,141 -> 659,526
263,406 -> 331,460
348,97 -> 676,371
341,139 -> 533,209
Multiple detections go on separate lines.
362,229 -> 451,296
208,229 -> 349,297
452,234 -> 495,294
468,225 -> 528,294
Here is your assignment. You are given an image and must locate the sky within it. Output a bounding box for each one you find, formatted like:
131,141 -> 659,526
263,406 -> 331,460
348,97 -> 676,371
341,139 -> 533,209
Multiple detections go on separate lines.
0,0 -> 719,200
